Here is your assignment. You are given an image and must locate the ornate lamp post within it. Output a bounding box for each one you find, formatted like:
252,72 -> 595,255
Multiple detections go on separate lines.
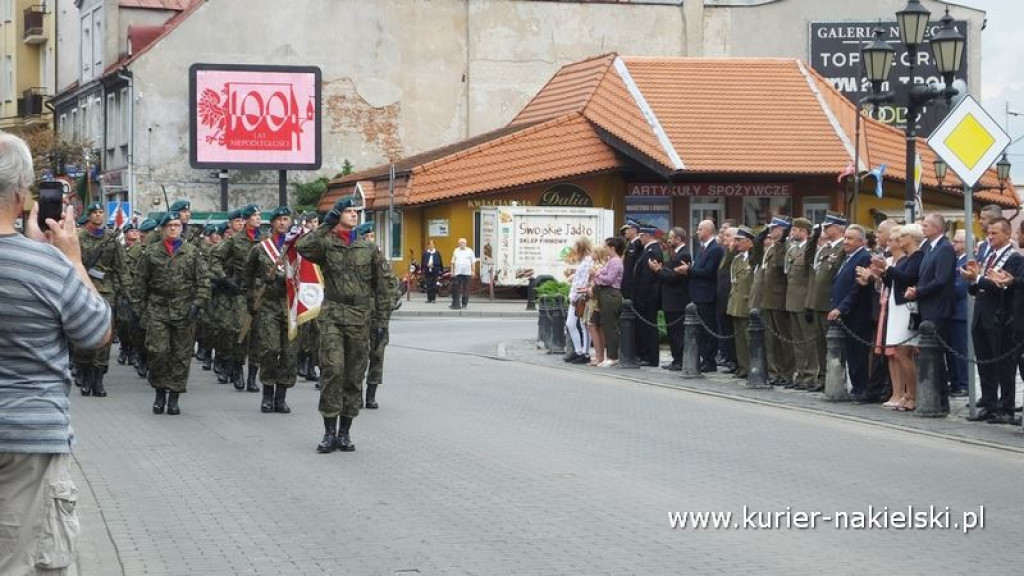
861,1 -> 966,223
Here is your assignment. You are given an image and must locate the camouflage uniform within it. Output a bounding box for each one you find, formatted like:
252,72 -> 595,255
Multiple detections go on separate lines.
297,221 -> 389,451
364,244 -> 399,408
210,226 -> 260,390
135,237 -> 210,396
246,231 -> 298,412
76,226 -> 129,395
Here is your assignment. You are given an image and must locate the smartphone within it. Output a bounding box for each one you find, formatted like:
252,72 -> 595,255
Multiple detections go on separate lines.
37,181 -> 68,231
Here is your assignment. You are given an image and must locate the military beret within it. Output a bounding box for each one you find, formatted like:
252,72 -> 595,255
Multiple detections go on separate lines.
354,221 -> 375,237
331,195 -> 362,213
302,211 -> 317,221
76,213 -> 89,227
139,218 -> 159,232
736,227 -> 756,240
85,201 -> 103,214
159,211 -> 181,227
767,216 -> 792,229
791,217 -> 813,232
203,224 -> 219,236
123,222 -> 138,232
240,204 -> 260,219
169,199 -> 191,212
269,206 -> 292,221
227,209 -> 243,221
215,222 -> 229,236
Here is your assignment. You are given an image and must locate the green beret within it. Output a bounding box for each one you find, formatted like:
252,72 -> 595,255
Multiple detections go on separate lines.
159,211 -> 181,227
269,206 -> 292,221
169,199 -> 191,212
76,213 -> 89,226
354,221 -> 375,237
203,224 -> 219,235
331,195 -> 362,213
215,222 -> 229,235
123,222 -> 138,232
139,218 -> 159,232
85,201 -> 103,214
240,204 -> 260,218
227,209 -> 243,221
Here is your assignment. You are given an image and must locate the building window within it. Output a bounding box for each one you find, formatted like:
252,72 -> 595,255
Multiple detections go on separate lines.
120,87 -> 129,146
742,197 -> 791,228
3,56 -> 12,101
803,196 -> 830,225
92,11 -> 103,74
2,0 -> 12,23
389,211 -> 403,260
81,18 -> 92,80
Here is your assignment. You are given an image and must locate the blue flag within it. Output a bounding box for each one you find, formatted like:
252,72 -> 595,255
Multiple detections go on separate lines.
867,163 -> 887,198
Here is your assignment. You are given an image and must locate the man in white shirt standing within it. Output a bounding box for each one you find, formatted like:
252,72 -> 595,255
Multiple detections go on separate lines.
450,238 -> 476,309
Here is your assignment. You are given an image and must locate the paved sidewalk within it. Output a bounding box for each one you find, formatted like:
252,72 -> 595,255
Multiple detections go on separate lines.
502,339 -> 1024,452
393,296 -> 534,318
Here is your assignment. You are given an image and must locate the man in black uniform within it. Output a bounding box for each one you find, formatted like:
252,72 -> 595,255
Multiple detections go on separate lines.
632,224 -> 664,367
649,226 -> 691,370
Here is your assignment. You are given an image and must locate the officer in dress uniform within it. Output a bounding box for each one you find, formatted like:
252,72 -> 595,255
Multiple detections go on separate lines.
784,218 -> 816,390
727,227 -> 755,379
805,214 -> 847,391
758,216 -> 793,387
297,196 -> 391,453
134,211 -> 210,415
75,201 -> 129,397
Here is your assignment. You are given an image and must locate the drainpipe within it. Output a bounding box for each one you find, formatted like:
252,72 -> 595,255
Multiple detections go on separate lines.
115,67 -> 135,217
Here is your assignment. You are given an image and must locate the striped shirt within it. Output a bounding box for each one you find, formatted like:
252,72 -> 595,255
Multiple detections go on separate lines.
0,234 -> 111,454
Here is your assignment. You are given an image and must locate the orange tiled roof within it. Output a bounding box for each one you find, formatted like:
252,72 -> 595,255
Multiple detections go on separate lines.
324,54 -> 1017,208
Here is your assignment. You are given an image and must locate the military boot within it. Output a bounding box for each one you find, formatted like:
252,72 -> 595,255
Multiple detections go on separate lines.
297,353 -> 308,378
152,389 -> 167,414
337,416 -> 355,452
80,367 -> 93,396
128,349 -> 139,368
135,355 -> 148,379
260,385 -> 275,413
202,349 -> 213,371
232,361 -> 245,391
316,417 -> 338,453
117,346 -> 129,365
305,358 -> 319,382
364,384 -> 379,410
92,370 -> 108,398
166,392 -> 181,415
245,362 -> 260,392
273,386 -> 290,414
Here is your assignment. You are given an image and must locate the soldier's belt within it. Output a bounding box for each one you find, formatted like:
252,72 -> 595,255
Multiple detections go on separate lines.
326,295 -> 373,306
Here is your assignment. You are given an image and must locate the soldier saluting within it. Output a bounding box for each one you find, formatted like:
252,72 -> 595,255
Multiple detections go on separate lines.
134,211 -> 210,415
296,196 -> 390,453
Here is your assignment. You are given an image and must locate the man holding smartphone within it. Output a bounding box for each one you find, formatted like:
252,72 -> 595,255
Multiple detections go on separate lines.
75,201 -> 129,398
0,132 -> 112,576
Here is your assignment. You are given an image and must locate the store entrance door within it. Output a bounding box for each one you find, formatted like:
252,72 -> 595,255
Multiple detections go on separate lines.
690,198 -> 724,240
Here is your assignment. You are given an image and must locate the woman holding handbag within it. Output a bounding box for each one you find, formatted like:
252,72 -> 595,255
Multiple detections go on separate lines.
565,238 -> 594,364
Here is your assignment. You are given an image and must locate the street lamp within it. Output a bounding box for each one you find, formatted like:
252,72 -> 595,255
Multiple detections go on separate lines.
933,155 -> 1011,190
861,3 -> 966,224
933,157 -> 948,187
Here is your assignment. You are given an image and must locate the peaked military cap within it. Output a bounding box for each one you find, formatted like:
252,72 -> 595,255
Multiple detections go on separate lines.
269,206 -> 292,221
638,222 -> 658,235
169,199 -> 191,212
355,221 -> 375,237
767,216 -> 792,229
139,218 -> 159,232
85,201 -> 103,214
822,213 -> 849,227
735,226 -> 756,240
620,219 -> 640,231
240,204 -> 261,219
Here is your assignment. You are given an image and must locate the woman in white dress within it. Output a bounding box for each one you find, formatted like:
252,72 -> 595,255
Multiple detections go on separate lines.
565,238 -> 594,363
877,224 -> 925,411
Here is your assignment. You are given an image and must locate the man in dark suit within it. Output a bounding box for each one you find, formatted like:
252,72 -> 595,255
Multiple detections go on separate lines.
962,219 -> 1022,424
650,226 -> 691,370
948,230 -> 969,397
620,221 -> 642,302
679,219 -> 724,372
632,225 -> 664,366
905,213 -> 957,413
827,224 -> 873,398
421,240 -> 444,303
974,204 -> 1004,261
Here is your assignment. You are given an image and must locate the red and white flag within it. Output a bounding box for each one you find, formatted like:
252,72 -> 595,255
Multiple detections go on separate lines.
259,235 -> 323,340
113,202 -> 127,229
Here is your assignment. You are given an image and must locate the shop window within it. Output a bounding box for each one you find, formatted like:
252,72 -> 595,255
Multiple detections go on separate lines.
473,211 -> 482,258
389,211 -> 403,260
803,197 -> 830,225
742,197 -> 791,228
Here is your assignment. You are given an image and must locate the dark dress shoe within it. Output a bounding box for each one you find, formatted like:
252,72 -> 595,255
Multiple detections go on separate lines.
733,372 -> 748,379
571,355 -> 590,364
664,363 -> 682,372
638,360 -> 658,367
965,408 -> 995,422
721,366 -> 737,374
949,388 -> 968,398
700,364 -> 717,373
564,353 -> 579,363
986,413 -> 1017,425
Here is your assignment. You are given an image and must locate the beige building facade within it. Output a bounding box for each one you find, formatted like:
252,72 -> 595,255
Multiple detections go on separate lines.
52,0 -> 986,214
0,0 -> 56,133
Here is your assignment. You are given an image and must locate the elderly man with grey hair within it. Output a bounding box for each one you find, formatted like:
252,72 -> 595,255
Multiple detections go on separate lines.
0,133 -> 113,575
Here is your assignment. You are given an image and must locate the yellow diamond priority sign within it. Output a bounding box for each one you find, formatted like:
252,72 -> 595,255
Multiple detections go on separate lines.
928,95 -> 1010,188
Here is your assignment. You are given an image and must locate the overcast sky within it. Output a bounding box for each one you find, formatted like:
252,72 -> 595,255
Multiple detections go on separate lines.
964,0 -> 1024,181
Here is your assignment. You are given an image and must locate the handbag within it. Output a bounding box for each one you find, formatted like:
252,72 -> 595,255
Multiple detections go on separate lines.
905,301 -> 921,331
574,297 -> 587,317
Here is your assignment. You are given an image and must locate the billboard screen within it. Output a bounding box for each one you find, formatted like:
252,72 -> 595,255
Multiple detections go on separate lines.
189,63 -> 322,170
809,20 -> 970,137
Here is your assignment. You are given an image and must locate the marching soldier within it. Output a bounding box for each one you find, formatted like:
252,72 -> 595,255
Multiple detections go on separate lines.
210,204 -> 262,392
129,218 -> 159,378
211,212 -> 243,380
784,218 -> 815,390
116,222 -> 142,366
134,212 -> 210,415
727,227 -> 755,379
297,212 -> 322,385
75,201 -> 129,397
758,216 -> 793,387
805,214 -> 848,391
196,223 -> 223,371
296,196 -> 390,453
356,222 -> 398,409
245,206 -> 299,414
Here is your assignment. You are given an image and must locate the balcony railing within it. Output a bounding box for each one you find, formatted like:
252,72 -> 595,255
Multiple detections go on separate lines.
17,88 -> 47,118
23,5 -> 46,44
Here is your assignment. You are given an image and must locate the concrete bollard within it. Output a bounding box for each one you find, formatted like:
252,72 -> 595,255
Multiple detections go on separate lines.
824,323 -> 851,401
549,297 -> 567,355
618,299 -> 639,369
526,277 -> 538,311
914,321 -> 947,418
746,309 -> 769,389
680,302 -> 703,380
537,297 -> 551,351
